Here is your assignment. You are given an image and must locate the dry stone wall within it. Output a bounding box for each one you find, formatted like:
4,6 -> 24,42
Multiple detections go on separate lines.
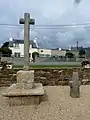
0,68 -> 90,87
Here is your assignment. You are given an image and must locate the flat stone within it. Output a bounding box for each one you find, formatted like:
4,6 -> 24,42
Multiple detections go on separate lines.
82,79 -> 89,82
85,64 -> 90,68
40,77 -> 47,80
17,70 -> 34,89
2,83 -> 44,97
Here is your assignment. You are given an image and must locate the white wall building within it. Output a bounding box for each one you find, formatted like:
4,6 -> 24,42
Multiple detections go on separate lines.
38,49 -> 51,57
51,49 -> 66,57
8,37 -> 66,59
9,38 -> 52,59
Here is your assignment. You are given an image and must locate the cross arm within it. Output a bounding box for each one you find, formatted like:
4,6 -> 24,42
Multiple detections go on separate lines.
19,18 -> 35,25
29,19 -> 35,25
19,18 -> 25,24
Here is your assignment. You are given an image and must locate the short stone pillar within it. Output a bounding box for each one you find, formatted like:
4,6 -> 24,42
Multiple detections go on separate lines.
69,72 -> 81,98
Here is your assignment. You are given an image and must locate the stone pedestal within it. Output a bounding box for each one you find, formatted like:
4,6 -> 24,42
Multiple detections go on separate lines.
9,96 -> 40,106
2,70 -> 44,106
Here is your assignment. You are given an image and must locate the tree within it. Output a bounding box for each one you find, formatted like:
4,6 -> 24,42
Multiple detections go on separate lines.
0,42 -> 12,57
1,42 -> 9,48
65,52 -> 74,58
32,52 -> 39,62
0,47 -> 12,57
78,49 -> 86,58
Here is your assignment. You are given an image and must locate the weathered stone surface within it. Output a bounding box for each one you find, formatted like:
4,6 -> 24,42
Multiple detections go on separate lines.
9,96 -> 40,106
40,77 -> 47,80
17,70 -> 34,89
2,83 -> 44,106
2,83 -> 44,96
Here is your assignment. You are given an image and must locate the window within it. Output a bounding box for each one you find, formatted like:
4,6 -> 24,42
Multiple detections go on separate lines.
14,43 -> 19,48
14,53 -> 20,57
41,50 -> 43,52
46,54 -> 50,57
39,54 -> 44,57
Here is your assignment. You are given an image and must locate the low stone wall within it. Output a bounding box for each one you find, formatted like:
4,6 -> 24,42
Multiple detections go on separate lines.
0,68 -> 90,87
34,68 -> 90,86
0,70 -> 17,87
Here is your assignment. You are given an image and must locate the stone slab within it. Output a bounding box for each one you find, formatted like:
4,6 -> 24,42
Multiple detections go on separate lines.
85,64 -> 90,68
2,83 -> 44,97
9,96 -> 40,106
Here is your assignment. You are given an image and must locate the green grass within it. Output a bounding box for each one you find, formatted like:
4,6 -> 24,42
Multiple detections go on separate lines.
13,64 -> 81,69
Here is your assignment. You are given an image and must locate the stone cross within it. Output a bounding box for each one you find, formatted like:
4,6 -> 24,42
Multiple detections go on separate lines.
19,13 -> 35,70
69,72 -> 81,98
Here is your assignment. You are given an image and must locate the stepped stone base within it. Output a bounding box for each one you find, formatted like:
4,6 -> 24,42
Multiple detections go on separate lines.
2,83 -> 44,106
8,96 -> 40,106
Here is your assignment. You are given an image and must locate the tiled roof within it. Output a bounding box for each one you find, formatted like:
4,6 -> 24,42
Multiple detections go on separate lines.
9,39 -> 37,48
13,39 -> 33,44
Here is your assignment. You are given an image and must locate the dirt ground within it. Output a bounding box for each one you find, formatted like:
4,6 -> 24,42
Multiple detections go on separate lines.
0,86 -> 90,120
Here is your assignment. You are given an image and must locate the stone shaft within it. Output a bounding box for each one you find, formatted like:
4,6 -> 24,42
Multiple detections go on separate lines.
19,13 -> 35,70
24,13 -> 30,70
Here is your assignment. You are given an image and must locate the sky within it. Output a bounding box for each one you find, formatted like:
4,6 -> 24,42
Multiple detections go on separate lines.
0,0 -> 90,49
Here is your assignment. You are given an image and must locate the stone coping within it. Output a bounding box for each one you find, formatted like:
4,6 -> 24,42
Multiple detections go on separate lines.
2,83 -> 44,97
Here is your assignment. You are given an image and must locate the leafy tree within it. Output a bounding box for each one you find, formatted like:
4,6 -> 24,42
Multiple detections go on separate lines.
1,42 -> 9,48
0,47 -> 12,57
65,52 -> 74,58
0,42 -> 12,57
78,49 -> 86,58
32,52 -> 39,62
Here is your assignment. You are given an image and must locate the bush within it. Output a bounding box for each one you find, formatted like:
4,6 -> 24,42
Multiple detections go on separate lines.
65,52 -> 74,58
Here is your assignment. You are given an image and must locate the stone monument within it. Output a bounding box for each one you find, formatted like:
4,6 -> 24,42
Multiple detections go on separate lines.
69,72 -> 81,98
2,13 -> 44,106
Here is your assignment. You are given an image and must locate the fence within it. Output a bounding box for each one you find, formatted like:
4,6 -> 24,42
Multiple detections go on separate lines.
0,56 -> 89,66
35,56 -> 87,62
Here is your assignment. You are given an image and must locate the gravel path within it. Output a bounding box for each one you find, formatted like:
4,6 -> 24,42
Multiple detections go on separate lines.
0,86 -> 90,120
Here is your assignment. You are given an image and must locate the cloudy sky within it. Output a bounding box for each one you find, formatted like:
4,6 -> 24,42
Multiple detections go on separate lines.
0,0 -> 90,49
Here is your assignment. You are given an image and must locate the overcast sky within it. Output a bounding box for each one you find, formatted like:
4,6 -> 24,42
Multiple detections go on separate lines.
0,0 -> 90,48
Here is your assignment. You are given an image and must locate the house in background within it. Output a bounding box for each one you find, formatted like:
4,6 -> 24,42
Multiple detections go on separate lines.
51,49 -> 66,57
8,38 -> 52,60
8,37 -> 67,60
9,39 -> 37,58
38,49 -> 51,57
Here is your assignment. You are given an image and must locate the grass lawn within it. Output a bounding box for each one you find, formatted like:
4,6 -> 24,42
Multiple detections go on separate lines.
13,64 -> 81,69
